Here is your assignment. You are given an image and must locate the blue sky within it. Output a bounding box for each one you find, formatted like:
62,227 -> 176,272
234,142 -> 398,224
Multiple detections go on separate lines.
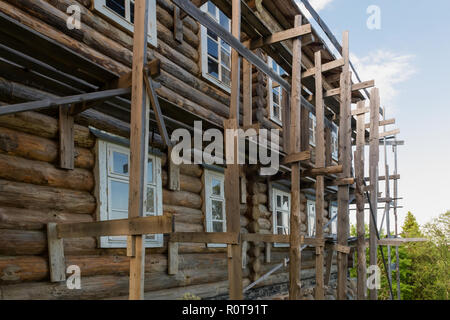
297,0 -> 450,229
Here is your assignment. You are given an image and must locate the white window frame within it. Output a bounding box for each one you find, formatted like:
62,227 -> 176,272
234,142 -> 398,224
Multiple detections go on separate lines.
268,57 -> 285,126
307,200 -> 316,237
309,112 -> 317,147
204,169 -> 227,248
331,123 -> 339,161
96,140 -> 163,248
93,0 -> 157,47
272,188 -> 291,248
330,205 -> 338,236
200,2 -> 232,93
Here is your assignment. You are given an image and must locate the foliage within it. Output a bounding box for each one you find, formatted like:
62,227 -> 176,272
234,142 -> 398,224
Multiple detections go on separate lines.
350,211 -> 449,300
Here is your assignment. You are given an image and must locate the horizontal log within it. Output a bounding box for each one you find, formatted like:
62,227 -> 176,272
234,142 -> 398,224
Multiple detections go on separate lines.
162,189 -> 202,209
250,24 -> 312,49
163,205 -> 203,224
0,111 -> 94,148
0,207 -> 92,231
0,229 -> 95,255
303,165 -> 343,177
0,126 -> 94,169
170,232 -> 239,244
0,179 -> 95,214
0,153 -> 93,192
328,178 -> 355,186
282,151 -> 311,164
162,171 -> 201,194
57,216 -> 173,239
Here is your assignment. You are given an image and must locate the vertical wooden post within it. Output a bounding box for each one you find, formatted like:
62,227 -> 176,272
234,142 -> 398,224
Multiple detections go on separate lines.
337,31 -> 351,300
368,88 -> 380,300
282,87 -> 290,153
289,15 -> 303,300
314,50 -> 325,300
393,141 -> 401,300
59,105 -> 74,170
173,6 -> 183,43
224,0 -> 243,300
243,41 -> 252,129
128,0 -> 150,300
47,223 -> 66,282
355,101 -> 367,299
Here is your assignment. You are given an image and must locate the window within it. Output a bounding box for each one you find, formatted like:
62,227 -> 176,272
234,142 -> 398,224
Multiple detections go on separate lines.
330,205 -> 338,236
204,169 -> 227,247
272,188 -> 291,247
94,0 -> 157,47
268,58 -> 287,125
309,112 -> 317,146
97,140 -> 163,248
200,2 -> 231,91
307,200 -> 316,237
331,123 -> 339,161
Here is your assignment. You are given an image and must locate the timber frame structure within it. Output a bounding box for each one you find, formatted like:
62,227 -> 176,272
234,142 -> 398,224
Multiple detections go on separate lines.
0,0 -> 418,300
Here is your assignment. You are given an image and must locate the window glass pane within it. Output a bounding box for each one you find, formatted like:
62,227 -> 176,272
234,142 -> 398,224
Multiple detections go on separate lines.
211,199 -> 223,220
221,39 -> 230,52
207,1 -> 216,16
221,66 -> 230,86
110,209 -> 127,220
282,196 -> 289,210
277,227 -> 285,235
110,180 -> 129,210
112,151 -> 128,175
219,11 -> 229,30
208,58 -> 219,78
277,211 -> 283,227
146,186 -> 155,213
273,105 -> 280,120
147,158 -> 153,183
221,49 -> 230,68
211,178 -> 221,196
207,29 -> 218,40
130,1 -> 134,23
213,221 -> 224,232
276,195 -> 281,208
106,0 -> 125,17
207,38 -> 218,59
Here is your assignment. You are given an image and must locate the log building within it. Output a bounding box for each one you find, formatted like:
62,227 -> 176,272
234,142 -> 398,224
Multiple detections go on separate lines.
0,0 -> 401,300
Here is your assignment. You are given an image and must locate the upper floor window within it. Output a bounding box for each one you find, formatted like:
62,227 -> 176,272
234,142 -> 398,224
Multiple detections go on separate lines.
331,123 -> 339,161
307,200 -> 316,237
94,0 -> 157,47
96,140 -> 163,248
200,2 -> 231,92
204,169 -> 227,247
309,113 -> 317,146
268,58 -> 287,125
272,188 -> 291,247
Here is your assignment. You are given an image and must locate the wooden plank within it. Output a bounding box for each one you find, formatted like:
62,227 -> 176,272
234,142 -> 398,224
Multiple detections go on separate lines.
324,80 -> 375,98
243,41 -> 252,128
324,245 -> 333,286
282,86 -> 290,152
250,24 -> 312,49
56,216 -> 172,238
179,0 -> 208,19
58,105 -> 74,170
369,87 -> 380,300
337,31 -> 351,301
314,50 -> 325,300
265,243 -> 271,263
351,107 -> 370,116
282,150 -> 311,164
377,238 -> 428,246
365,174 -> 400,182
328,178 -> 355,186
0,88 -> 130,116
365,118 -> 395,129
128,0 -> 150,301
168,146 -> 181,191
303,165 -> 343,176
355,101 -> 367,300
225,0 -> 243,300
47,223 -> 66,282
302,59 -> 344,79
334,244 -> 351,254
172,0 -> 290,91
173,6 -> 183,43
289,15 -> 303,300
168,242 -> 179,275
379,129 -> 400,138
170,232 -> 239,244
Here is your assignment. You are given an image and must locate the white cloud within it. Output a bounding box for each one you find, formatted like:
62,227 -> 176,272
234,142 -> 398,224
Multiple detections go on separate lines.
350,50 -> 416,113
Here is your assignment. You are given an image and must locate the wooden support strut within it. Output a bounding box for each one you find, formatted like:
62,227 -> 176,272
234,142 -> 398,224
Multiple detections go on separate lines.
59,105 -> 74,170
250,24 -> 312,49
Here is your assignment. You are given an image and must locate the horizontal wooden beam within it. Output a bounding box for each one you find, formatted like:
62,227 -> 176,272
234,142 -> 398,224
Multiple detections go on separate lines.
169,232 -> 239,244
302,59 -> 344,79
0,88 -> 131,116
351,107 -> 370,116
333,244 -> 351,254
366,118 -> 395,129
282,150 -> 311,165
364,174 -> 400,182
378,238 -> 428,246
304,165 -> 343,177
172,0 -> 290,91
241,234 -> 325,247
250,24 -> 312,49
379,129 -> 400,138
56,216 -> 172,239
328,177 -> 355,186
324,80 -> 375,98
